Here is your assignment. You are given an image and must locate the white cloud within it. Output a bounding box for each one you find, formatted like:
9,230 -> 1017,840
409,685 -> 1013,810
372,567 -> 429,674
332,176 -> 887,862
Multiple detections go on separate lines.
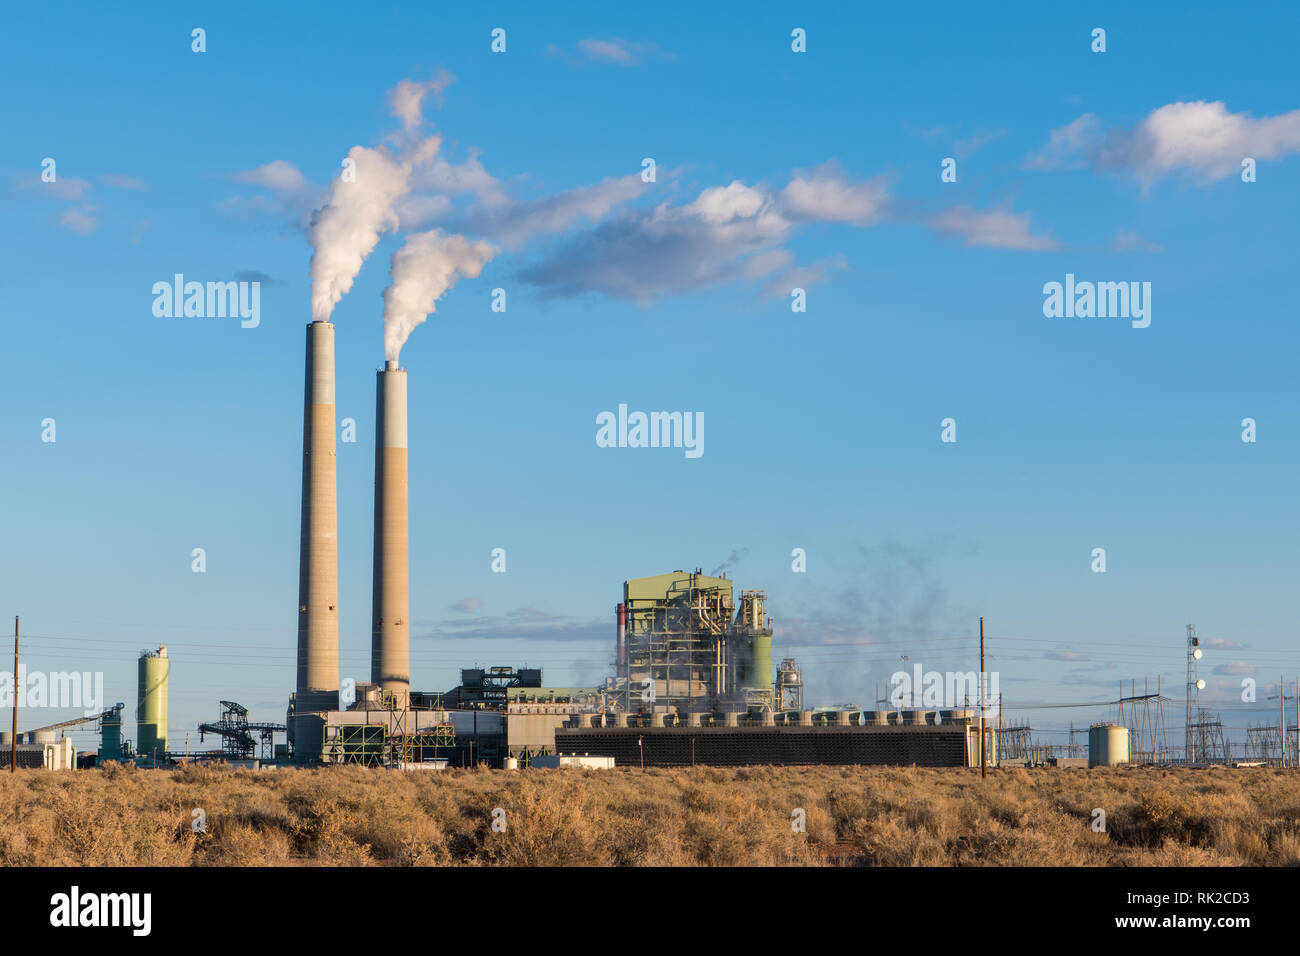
410,152 -> 510,209
58,207 -> 97,234
1029,101 -> 1300,184
571,37 -> 672,66
579,38 -> 639,64
780,166 -> 891,224
464,173 -> 649,247
236,159 -> 309,193
929,205 -> 1059,251
1024,114 -> 1101,170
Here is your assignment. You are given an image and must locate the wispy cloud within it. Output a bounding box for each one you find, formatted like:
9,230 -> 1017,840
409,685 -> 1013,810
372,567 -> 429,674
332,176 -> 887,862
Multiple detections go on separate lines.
547,37 -> 675,66
1111,229 -> 1162,253
99,173 -> 146,191
421,606 -> 607,644
57,207 -> 97,234
929,205 -> 1059,251
16,174 -> 91,200
236,159 -> 309,193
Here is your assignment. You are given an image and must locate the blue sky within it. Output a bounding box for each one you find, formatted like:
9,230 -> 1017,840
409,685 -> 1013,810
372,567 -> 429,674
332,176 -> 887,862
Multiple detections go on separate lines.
3,2 -> 1299,755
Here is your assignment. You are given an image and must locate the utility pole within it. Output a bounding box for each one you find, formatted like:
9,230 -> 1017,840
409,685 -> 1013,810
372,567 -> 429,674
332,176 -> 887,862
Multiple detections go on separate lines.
1281,675 -> 1287,769
10,617 -> 17,774
979,617 -> 986,778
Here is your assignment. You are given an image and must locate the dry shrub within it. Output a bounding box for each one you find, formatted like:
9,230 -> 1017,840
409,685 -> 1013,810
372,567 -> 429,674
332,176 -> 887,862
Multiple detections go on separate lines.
4,763 -> 1300,866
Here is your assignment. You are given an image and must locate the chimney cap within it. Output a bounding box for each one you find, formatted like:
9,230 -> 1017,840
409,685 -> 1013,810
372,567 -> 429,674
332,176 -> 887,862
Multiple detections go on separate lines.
385,360 -> 399,371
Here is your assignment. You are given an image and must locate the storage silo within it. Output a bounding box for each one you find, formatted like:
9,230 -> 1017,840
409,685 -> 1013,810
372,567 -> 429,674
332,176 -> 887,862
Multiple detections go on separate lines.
1088,723 -> 1129,767
137,646 -> 169,760
100,706 -> 123,762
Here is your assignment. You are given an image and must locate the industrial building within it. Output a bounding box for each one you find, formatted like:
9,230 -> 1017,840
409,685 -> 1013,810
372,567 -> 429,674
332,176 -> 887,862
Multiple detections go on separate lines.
556,709 -> 993,769
611,570 -> 776,715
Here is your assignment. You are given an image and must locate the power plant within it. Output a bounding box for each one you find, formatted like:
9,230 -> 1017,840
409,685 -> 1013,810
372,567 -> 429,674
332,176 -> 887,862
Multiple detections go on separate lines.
6,318 -> 1269,774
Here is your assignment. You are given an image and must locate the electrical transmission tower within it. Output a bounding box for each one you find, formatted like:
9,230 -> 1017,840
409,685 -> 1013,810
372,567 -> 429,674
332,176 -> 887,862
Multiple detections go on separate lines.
1068,722 -> 1086,759
999,719 -> 1032,761
1245,722 -> 1283,765
1116,677 -> 1169,764
1188,708 -> 1229,765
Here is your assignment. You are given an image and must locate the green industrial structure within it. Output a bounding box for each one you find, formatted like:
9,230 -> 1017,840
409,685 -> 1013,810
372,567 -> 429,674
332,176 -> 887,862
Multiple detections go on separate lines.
614,569 -> 782,716
137,646 -> 169,762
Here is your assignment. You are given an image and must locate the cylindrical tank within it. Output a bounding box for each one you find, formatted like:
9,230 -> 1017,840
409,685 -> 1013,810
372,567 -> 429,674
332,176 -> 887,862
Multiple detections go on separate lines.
0,731 -> 8,746
504,757 -> 519,770
137,646 -> 169,759
1089,724 -> 1130,767
100,707 -> 123,762
748,631 -> 772,698
371,363 -> 410,702
686,712 -> 703,728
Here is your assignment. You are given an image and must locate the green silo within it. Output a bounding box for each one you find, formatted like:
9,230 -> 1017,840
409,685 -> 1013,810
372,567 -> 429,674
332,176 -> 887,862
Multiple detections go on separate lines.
137,646 -> 169,760
749,631 -> 773,697
99,704 -> 123,762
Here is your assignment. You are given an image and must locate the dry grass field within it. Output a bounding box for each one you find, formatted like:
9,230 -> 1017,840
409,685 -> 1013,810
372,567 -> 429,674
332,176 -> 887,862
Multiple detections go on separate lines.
2,762 -> 1300,866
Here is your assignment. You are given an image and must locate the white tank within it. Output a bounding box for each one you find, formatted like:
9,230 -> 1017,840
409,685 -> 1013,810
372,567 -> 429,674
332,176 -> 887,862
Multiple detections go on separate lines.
1089,724 -> 1130,767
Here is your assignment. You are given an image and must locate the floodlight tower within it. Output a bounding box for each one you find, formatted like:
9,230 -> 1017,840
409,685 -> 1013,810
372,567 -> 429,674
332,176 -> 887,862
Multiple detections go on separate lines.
1185,624 -> 1205,763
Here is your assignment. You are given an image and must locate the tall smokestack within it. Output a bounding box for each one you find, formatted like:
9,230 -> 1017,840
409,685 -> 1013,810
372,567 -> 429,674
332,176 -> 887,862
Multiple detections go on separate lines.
296,321 -> 340,722
371,360 -> 410,702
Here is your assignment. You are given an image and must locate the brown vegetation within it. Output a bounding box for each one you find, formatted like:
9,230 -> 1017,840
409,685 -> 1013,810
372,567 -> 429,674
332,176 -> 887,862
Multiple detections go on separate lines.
2,763 -> 1299,866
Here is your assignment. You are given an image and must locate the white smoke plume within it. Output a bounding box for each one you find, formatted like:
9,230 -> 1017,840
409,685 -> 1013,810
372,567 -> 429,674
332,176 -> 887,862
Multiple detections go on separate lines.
381,229 -> 496,361
308,145 -> 412,321
388,69 -> 454,132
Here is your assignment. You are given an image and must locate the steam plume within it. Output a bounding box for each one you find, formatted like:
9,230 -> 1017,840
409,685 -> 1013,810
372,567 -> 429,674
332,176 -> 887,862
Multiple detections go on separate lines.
308,145 -> 411,321
381,229 -> 496,361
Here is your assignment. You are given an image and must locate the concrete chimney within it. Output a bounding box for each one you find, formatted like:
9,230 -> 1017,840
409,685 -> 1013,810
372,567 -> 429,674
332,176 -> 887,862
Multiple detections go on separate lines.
295,321 -> 340,723
371,362 -> 410,703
